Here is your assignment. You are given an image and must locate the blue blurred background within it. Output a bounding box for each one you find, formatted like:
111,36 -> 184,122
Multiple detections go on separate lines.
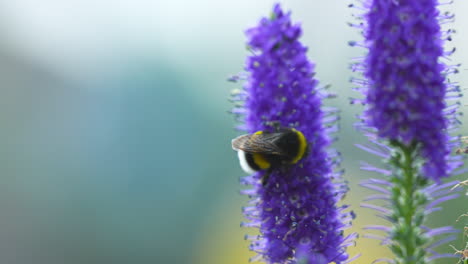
0,0 -> 467,263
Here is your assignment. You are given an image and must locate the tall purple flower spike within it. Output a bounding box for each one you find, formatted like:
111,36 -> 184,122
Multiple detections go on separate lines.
351,0 -> 462,181
349,0 -> 464,263
231,4 -> 356,264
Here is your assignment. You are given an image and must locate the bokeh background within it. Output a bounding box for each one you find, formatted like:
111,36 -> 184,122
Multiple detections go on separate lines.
0,0 -> 467,263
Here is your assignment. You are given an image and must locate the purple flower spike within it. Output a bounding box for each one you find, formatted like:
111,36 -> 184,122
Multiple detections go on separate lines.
350,0 -> 463,262
232,4 -> 355,264
361,0 -> 461,181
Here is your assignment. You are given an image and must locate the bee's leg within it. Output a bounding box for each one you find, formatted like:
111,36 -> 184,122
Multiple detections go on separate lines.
261,170 -> 272,186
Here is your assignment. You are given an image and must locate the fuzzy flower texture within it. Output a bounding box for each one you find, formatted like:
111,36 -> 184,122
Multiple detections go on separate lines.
362,0 -> 461,180
232,4 -> 355,264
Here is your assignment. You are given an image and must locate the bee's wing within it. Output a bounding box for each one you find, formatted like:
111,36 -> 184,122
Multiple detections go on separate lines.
231,133 -> 284,155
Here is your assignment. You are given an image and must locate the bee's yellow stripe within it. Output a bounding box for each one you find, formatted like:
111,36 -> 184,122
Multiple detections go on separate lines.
253,153 -> 271,170
251,130 -> 263,141
290,129 -> 307,164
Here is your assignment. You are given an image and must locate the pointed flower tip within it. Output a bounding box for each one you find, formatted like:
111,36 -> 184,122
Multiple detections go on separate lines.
246,4 -> 302,54
270,3 -> 284,20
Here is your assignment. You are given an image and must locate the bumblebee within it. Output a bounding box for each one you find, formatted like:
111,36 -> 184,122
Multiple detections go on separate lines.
231,127 -> 309,185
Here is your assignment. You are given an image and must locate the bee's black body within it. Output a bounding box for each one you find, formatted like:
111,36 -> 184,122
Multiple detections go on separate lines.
232,127 -> 308,185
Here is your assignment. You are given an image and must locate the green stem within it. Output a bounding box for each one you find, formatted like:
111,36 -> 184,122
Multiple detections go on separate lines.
390,141 -> 429,264
402,144 -> 417,262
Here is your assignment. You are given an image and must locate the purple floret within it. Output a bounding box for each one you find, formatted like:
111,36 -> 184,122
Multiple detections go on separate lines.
363,0 -> 454,180
235,4 -> 354,263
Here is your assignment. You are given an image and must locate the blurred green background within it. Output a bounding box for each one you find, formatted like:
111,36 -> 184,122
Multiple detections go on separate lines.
0,0 -> 467,263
